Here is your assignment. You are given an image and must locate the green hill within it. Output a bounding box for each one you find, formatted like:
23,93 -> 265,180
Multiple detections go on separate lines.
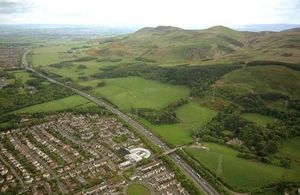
87,26 -> 300,65
213,65 -> 300,98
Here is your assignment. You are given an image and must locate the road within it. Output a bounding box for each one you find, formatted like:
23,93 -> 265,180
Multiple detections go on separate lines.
0,145 -> 25,187
11,133 -> 57,178
22,51 -> 219,195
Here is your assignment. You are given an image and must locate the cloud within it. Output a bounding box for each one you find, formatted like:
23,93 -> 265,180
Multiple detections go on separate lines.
0,0 -> 299,25
0,0 -> 32,14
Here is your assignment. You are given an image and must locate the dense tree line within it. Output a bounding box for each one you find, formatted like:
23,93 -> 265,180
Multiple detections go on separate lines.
236,93 -> 300,128
289,99 -> 300,111
50,61 -> 73,68
0,106 -> 109,131
26,77 -> 45,89
135,56 -> 157,63
37,68 -> 73,83
132,99 -> 188,125
0,113 -> 49,131
0,70 -> 13,78
246,60 -> 300,71
197,102 -> 300,162
91,63 -> 241,96
96,57 -> 122,62
49,57 -> 97,69
0,76 -> 74,115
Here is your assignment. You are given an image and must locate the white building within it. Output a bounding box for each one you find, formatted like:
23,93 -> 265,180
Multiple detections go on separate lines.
127,148 -> 151,162
119,147 -> 151,169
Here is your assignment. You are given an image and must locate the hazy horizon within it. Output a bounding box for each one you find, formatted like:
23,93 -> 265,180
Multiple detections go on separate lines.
0,0 -> 299,29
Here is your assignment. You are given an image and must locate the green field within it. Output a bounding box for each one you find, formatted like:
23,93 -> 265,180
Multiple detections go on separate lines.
45,61 -> 100,81
264,99 -> 287,111
30,43 -> 89,67
44,60 -> 122,81
241,113 -> 277,126
14,95 -> 93,113
126,183 -> 150,195
10,70 -> 33,84
83,76 -> 190,111
214,65 -> 300,98
141,101 -> 217,146
278,137 -> 300,161
185,142 -> 300,191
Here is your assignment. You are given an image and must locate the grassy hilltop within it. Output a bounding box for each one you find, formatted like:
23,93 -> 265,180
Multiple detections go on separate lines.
85,25 -> 300,65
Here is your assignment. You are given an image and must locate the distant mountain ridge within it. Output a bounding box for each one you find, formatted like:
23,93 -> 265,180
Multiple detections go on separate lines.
88,25 -> 300,65
234,24 -> 300,32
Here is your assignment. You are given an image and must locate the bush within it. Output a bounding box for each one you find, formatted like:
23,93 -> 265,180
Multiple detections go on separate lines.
97,81 -> 106,87
77,64 -> 87,69
132,99 -> 187,125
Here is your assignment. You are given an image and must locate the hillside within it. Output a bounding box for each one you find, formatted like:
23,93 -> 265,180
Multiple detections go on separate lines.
212,65 -> 300,98
87,26 -> 300,65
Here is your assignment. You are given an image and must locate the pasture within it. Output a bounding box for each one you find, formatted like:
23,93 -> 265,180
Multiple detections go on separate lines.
14,95 -> 93,113
185,142 -> 300,191
30,42 -> 89,67
278,137 -> 300,161
45,60 -> 121,81
85,76 -> 191,111
241,113 -> 277,126
141,101 -> 217,146
214,65 -> 300,98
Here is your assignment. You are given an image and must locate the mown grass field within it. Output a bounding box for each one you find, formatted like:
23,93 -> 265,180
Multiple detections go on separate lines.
126,183 -> 150,195
140,101 -> 217,146
241,113 -> 277,126
185,142 -> 300,191
14,95 -> 94,113
83,76 -> 191,111
214,65 -> 300,98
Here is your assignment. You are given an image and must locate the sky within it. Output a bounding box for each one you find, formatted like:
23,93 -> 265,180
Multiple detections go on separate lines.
0,0 -> 299,28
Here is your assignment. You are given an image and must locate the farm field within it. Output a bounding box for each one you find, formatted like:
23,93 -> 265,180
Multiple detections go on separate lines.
214,65 -> 300,98
44,60 -> 122,81
29,43 -> 90,67
14,95 -> 94,113
83,76 -> 191,111
185,142 -> 300,191
241,113 -> 277,126
140,101 -> 217,146
126,183 -> 150,195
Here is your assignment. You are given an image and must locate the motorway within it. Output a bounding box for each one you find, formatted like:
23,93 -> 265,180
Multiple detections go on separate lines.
22,51 -> 219,195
